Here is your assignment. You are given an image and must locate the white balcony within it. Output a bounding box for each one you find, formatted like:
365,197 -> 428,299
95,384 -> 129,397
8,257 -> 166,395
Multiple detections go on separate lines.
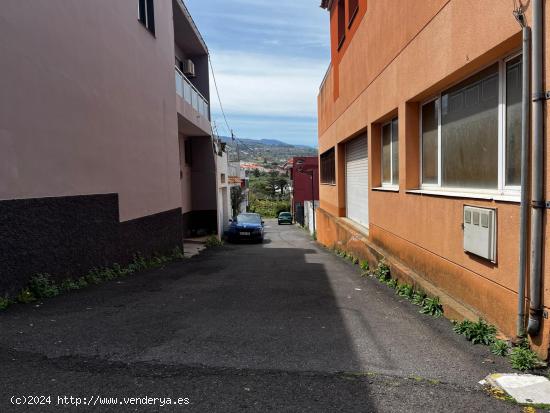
175,66 -> 210,120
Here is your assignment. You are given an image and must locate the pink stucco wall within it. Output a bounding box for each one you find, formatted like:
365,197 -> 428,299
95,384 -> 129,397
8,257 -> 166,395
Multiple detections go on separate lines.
0,0 -> 181,222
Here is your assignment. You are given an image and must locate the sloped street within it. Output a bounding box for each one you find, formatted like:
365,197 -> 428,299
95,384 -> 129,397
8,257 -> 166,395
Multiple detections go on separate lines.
0,221 -> 518,412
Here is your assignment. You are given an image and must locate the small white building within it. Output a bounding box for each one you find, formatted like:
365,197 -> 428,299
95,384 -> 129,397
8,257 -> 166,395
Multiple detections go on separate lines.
215,139 -> 247,237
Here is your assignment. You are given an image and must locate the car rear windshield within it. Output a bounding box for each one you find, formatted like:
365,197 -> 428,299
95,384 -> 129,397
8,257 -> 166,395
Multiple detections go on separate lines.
280,213 -> 291,217
237,214 -> 261,224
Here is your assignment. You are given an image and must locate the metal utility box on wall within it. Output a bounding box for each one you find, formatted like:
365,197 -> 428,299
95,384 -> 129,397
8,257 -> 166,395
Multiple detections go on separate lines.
463,206 -> 497,262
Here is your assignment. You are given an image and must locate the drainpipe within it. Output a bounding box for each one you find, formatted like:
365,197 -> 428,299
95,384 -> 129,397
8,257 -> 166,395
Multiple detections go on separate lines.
527,0 -> 545,336
517,20 -> 531,337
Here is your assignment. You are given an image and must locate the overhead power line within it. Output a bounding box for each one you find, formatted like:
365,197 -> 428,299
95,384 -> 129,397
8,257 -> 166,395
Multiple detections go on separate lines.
208,53 -> 232,139
208,53 -> 266,164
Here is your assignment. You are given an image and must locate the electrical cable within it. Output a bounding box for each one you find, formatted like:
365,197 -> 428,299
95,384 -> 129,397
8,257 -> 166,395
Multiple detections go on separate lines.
208,53 -> 233,138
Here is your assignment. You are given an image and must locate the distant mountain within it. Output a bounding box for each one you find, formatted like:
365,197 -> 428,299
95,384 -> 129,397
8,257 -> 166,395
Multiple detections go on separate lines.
219,136 -> 318,163
257,139 -> 292,147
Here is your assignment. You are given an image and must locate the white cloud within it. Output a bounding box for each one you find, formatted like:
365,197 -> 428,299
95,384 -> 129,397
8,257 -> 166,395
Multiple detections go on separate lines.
209,50 -> 327,118
185,0 -> 329,144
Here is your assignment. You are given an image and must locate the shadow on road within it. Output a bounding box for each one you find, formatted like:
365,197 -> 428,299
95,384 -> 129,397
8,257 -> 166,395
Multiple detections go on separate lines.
0,222 -> 517,412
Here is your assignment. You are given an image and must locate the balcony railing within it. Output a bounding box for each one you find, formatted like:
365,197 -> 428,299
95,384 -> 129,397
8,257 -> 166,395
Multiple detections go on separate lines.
175,66 -> 210,120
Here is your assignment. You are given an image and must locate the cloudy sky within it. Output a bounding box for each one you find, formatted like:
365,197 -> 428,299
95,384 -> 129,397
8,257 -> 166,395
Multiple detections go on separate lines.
185,0 -> 330,147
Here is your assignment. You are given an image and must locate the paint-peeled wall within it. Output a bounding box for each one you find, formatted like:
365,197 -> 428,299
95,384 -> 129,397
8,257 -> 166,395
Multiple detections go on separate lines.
0,0 -> 181,222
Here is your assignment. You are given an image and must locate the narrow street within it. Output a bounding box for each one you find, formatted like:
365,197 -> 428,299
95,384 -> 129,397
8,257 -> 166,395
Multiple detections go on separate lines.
0,221 -> 518,412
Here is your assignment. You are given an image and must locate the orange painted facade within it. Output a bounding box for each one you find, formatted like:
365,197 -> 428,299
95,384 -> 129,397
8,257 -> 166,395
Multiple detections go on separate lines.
317,0 -> 550,359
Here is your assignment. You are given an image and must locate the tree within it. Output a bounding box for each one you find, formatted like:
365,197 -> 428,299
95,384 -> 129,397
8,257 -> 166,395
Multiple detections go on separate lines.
277,176 -> 290,197
230,186 -> 246,217
250,177 -> 270,199
266,171 -> 279,198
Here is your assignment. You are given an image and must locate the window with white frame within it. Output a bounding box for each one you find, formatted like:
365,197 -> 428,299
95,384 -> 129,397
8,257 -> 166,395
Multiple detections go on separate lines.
381,117 -> 399,186
420,53 -> 522,193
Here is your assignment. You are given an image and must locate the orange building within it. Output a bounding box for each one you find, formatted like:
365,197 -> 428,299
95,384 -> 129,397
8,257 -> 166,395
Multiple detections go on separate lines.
317,0 -> 549,359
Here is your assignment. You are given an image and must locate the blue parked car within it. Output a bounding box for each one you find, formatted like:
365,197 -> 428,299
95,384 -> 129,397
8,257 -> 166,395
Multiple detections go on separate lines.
226,213 -> 265,243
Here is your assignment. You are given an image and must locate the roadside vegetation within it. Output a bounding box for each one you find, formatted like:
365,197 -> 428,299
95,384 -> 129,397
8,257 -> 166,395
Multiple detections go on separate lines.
248,197 -> 291,218
329,246 -> 545,373
0,296 -> 10,310
0,247 -> 185,313
453,318 -> 497,345
205,235 -> 224,248
247,169 -> 291,218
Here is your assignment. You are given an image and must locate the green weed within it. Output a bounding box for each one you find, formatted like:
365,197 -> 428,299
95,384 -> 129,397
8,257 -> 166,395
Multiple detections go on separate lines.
396,283 -> 415,299
130,253 -> 148,271
412,291 -> 427,306
8,246 -> 186,309
452,318 -> 496,345
491,339 -> 509,357
28,274 -> 60,299
387,279 -> 398,289
84,271 -> 102,285
113,263 -> 131,277
17,288 -> 36,304
171,246 -> 185,260
517,336 -> 531,350
60,279 -> 81,292
346,253 -> 358,264
0,295 -> 11,310
375,262 -> 391,282
205,235 -> 224,248
74,277 -> 87,289
509,346 -> 539,371
420,296 -> 443,318
360,260 -> 369,272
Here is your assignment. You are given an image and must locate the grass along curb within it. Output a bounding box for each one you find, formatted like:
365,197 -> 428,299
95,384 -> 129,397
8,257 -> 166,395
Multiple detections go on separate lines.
328,246 -> 546,373
0,246 -> 185,312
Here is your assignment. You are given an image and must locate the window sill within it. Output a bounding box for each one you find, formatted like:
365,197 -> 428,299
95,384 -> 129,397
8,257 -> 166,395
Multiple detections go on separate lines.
372,186 -> 399,192
406,189 -> 520,203
320,182 -> 337,186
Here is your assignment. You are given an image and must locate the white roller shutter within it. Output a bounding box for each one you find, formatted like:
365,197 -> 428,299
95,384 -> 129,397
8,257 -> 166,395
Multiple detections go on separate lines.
345,135 -> 369,228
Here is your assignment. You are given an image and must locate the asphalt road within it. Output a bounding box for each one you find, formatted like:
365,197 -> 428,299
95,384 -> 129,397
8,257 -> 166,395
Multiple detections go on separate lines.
0,220 -> 521,412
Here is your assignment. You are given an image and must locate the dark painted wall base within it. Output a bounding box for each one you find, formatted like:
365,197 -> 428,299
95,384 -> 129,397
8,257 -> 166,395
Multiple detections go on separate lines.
0,194 -> 182,296
182,210 -> 217,238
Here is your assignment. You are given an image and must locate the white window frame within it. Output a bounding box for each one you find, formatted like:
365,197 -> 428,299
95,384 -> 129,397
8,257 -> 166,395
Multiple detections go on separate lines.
381,118 -> 399,189
419,52 -> 522,198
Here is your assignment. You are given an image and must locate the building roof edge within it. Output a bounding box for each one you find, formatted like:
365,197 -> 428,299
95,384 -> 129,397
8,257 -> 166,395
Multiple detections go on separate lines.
320,0 -> 333,10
